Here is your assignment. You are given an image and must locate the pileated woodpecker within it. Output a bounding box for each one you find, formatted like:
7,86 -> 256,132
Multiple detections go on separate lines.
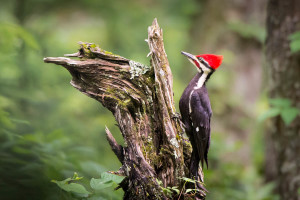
179,51 -> 223,180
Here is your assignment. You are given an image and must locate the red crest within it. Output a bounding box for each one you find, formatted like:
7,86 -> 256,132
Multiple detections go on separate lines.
196,54 -> 223,70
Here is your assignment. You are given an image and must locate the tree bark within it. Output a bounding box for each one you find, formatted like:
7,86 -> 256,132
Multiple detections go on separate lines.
265,1 -> 300,199
44,19 -> 206,200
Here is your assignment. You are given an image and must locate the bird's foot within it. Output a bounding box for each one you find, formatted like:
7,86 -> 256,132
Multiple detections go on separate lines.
171,112 -> 186,132
171,112 -> 181,119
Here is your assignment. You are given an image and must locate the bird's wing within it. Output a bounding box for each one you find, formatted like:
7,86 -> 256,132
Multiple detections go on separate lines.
190,92 -> 212,169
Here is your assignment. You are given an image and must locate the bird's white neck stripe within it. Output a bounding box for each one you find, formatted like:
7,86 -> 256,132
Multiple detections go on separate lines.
189,90 -> 194,114
194,72 -> 208,89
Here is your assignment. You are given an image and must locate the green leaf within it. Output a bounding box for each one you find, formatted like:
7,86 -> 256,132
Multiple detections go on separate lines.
228,21 -> 266,43
269,98 -> 291,107
90,172 -> 124,191
290,40 -> 300,53
52,180 -> 91,194
90,178 -> 113,190
178,177 -> 197,183
280,108 -> 299,125
256,182 -> 276,199
51,172 -> 90,195
289,31 -> 300,40
185,188 -> 198,193
258,108 -> 281,122
100,172 -> 124,184
171,186 -> 180,194
156,179 -> 163,186
289,31 -> 300,53
162,187 -> 173,197
0,23 -> 40,50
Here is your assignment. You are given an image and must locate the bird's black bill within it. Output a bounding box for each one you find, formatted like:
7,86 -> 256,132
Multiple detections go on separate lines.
181,51 -> 196,60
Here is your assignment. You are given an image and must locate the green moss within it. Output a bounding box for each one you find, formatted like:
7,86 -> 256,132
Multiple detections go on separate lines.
142,135 -> 163,167
105,87 -> 132,109
90,43 -> 97,48
79,42 -> 120,58
104,51 -> 113,55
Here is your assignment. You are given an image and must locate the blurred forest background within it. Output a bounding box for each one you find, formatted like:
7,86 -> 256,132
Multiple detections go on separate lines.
0,0 -> 299,199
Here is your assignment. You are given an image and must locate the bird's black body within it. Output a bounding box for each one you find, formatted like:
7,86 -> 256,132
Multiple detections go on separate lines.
179,72 -> 212,177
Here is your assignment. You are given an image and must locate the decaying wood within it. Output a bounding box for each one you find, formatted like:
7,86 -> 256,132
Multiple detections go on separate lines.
44,19 -> 206,200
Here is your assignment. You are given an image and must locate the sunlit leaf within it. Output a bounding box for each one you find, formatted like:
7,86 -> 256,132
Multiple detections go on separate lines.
280,108 -> 299,125
258,108 -> 280,122
269,98 -> 291,107
171,186 -> 180,194
72,172 -> 83,180
178,177 -> 196,183
185,188 -> 198,193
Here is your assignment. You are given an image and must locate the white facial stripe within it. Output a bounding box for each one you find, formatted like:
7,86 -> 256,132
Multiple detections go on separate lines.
187,58 -> 202,72
200,60 -> 211,70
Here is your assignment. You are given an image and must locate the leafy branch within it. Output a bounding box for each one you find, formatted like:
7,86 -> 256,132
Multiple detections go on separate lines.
258,98 -> 299,125
52,172 -> 124,199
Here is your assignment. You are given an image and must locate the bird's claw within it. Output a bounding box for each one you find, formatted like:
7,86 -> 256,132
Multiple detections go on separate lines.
171,112 -> 182,120
172,112 -> 186,132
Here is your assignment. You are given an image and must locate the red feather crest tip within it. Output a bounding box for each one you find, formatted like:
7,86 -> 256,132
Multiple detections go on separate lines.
196,54 -> 223,70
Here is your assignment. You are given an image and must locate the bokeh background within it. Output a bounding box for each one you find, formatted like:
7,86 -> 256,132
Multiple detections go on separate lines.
0,0 -> 281,199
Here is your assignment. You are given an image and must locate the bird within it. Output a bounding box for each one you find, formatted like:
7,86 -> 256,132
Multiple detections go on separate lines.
179,51 -> 223,181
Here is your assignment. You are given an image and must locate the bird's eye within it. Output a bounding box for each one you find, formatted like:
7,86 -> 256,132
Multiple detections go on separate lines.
198,57 -> 203,62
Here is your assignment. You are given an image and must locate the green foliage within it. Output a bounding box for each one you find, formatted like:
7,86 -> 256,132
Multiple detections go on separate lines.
156,179 -> 180,197
228,21 -> 266,43
90,172 -> 124,191
179,177 -> 198,183
52,172 -> 124,199
259,98 -> 299,125
289,31 -> 300,53
52,173 -> 91,195
0,22 -> 39,53
206,132 -> 279,200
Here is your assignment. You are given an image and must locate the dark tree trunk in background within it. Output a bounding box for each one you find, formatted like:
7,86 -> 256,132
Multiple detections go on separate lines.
265,0 -> 300,199
44,19 -> 206,200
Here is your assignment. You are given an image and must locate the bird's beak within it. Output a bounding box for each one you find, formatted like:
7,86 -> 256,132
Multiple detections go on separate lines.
181,51 -> 196,61
181,51 -> 202,72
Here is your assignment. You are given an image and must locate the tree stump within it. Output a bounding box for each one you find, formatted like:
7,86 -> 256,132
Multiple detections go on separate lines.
44,19 -> 206,200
